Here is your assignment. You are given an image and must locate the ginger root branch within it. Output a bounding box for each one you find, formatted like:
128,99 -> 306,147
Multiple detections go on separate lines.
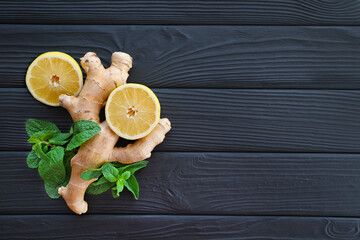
58,52 -> 171,214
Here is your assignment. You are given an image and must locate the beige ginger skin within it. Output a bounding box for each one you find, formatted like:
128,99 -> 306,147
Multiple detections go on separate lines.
58,52 -> 171,214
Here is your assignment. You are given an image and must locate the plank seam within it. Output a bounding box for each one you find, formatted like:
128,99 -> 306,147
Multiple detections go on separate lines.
4,150 -> 360,154
1,213 -> 360,219
2,88 -> 360,91
3,23 -> 360,27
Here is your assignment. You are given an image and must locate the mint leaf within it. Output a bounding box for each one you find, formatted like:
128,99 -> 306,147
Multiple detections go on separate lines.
63,151 -> 76,185
26,150 -> 41,169
80,169 -> 102,181
44,183 -> 61,199
28,135 -> 40,144
86,176 -> 115,195
39,130 -> 57,141
112,162 -> 127,168
42,144 -> 48,153
112,188 -> 119,198
120,171 -> 131,181
117,179 -> 124,193
112,180 -> 124,198
118,161 -> 148,175
33,142 -> 51,162
46,146 -> 65,163
27,130 -> 56,144
38,147 -> 66,188
102,163 -> 119,182
49,132 -> 72,145
124,175 -> 140,200
66,120 -> 101,151
26,119 -> 60,137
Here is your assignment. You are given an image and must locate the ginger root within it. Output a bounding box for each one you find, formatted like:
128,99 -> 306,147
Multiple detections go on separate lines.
57,52 -> 171,214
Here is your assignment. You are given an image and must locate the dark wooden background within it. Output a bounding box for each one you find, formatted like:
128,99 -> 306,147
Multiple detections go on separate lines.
1,1 -> 360,239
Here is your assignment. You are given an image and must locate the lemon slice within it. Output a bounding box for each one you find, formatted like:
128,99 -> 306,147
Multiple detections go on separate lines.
26,52 -> 83,106
105,83 -> 161,140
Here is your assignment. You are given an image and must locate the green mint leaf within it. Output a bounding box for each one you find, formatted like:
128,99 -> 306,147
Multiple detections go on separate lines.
111,162 -> 127,168
27,130 -> 56,144
63,151 -> 76,185
29,130 -> 45,138
44,183 -> 61,199
42,144 -> 48,153
27,136 -> 40,144
117,179 -> 124,193
80,169 -> 102,181
39,130 -> 57,141
111,188 -> 119,198
49,132 -> 72,145
26,150 -> 41,169
118,161 -> 148,175
102,163 -> 120,182
112,180 -> 124,198
86,176 -> 115,195
124,175 -> 140,200
120,171 -> 131,181
66,120 -> 101,151
111,179 -> 124,198
25,119 -> 60,137
38,147 -> 66,188
46,146 -> 65,162
33,142 -> 51,162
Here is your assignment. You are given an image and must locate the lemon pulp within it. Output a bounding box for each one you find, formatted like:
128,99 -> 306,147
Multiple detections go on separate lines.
26,52 -> 83,106
105,84 -> 161,140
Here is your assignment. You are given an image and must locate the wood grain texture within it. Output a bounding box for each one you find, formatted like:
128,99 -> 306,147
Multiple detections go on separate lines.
2,88 -> 360,153
2,1 -> 360,239
1,1 -> 360,26
2,215 -> 360,240
2,25 -> 360,89
2,151 -> 360,216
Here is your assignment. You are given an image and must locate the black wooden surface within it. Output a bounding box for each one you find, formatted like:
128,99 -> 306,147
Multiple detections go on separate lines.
2,1 -> 360,26
1,1 -> 360,240
2,25 -> 360,89
2,88 -> 360,152
2,152 -> 360,216
2,215 -> 360,240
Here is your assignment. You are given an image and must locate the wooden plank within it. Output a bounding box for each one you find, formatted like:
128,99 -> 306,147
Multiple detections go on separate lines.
2,151 -> 360,216
1,25 -> 360,89
2,215 -> 360,240
2,88 -> 360,153
1,1 -> 360,25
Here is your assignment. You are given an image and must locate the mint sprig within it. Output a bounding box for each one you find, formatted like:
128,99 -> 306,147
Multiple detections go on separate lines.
25,119 -> 101,199
26,119 -> 149,201
82,161 -> 148,200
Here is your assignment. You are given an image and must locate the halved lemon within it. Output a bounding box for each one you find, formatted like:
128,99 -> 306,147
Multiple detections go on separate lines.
26,52 -> 83,106
105,83 -> 161,140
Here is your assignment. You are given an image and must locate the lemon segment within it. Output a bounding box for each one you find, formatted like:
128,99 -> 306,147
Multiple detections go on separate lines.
26,52 -> 83,106
105,84 -> 161,140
